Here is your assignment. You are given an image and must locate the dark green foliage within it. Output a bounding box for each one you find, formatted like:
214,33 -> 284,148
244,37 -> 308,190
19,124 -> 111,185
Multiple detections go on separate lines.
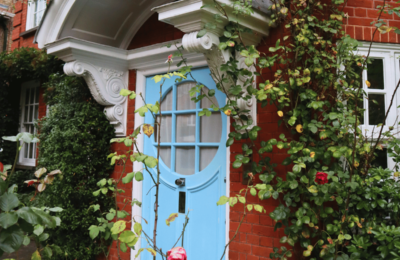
0,47 -> 64,164
37,73 -> 114,259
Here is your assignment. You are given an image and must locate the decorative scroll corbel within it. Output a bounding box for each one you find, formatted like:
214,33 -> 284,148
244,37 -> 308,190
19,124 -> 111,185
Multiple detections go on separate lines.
182,32 -> 257,131
63,61 -> 127,136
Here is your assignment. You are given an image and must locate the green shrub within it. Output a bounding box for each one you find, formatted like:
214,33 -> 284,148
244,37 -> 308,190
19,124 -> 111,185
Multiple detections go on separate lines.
37,73 -> 114,259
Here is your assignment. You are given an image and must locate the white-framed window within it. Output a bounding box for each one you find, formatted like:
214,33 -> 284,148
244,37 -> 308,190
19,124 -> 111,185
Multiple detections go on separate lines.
356,43 -> 400,170
26,0 -> 46,30
19,81 -> 40,167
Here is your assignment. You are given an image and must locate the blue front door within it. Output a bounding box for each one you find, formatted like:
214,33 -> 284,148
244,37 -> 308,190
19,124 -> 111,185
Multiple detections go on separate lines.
142,67 -> 227,260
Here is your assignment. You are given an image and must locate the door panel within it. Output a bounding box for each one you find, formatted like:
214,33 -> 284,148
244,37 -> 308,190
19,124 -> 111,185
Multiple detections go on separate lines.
141,67 -> 226,260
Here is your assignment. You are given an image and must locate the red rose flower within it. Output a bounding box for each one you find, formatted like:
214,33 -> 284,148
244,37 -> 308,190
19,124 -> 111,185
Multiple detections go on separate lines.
315,172 -> 328,185
0,162 -> 3,173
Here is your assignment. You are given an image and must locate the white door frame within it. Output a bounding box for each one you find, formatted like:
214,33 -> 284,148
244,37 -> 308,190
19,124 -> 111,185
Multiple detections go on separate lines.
131,44 -> 230,260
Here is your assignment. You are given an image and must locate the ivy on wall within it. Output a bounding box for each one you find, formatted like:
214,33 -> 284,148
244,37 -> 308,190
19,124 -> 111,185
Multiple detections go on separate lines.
37,73 -> 115,259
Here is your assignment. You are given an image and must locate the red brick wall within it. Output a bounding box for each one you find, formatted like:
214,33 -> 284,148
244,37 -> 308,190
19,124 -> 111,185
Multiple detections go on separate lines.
11,1 -> 39,50
128,13 -> 184,50
344,0 -> 400,43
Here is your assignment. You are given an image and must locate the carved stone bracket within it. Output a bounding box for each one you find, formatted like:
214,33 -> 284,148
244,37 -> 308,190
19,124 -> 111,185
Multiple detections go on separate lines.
63,61 -> 127,136
182,32 -> 257,131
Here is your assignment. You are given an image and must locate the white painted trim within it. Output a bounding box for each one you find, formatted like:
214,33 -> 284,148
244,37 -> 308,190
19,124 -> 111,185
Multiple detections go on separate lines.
225,116 -> 230,260
131,57 -> 230,260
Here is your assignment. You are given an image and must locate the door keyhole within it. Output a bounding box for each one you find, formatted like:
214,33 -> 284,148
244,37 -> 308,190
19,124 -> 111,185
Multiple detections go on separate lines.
179,191 -> 186,213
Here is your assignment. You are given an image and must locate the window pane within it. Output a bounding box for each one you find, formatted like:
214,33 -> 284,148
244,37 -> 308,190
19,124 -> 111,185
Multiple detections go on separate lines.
200,147 -> 218,171
367,59 -> 384,90
29,143 -> 33,159
24,143 -> 28,158
371,148 -> 388,169
154,115 -> 172,143
25,88 -> 30,105
177,82 -> 196,110
29,105 -> 34,122
201,93 -> 218,108
201,113 -> 222,142
24,105 -> 28,122
160,147 -> 171,168
368,94 -> 385,125
175,147 -> 195,175
35,105 -> 39,120
176,114 -> 196,143
161,90 -> 173,111
30,88 -> 35,104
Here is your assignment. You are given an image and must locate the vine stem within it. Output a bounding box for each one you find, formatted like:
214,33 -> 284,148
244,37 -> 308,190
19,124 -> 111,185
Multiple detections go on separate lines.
153,63 -> 171,260
220,178 -> 252,260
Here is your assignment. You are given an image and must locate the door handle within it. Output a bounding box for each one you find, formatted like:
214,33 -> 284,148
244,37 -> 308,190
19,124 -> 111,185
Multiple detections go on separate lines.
175,178 -> 185,187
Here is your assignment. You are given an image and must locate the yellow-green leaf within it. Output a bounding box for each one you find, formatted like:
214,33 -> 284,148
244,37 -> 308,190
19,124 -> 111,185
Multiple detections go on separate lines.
165,213 -> 179,226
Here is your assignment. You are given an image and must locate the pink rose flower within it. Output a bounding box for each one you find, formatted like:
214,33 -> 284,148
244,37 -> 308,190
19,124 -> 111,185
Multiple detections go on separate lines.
167,247 -> 187,260
166,54 -> 173,64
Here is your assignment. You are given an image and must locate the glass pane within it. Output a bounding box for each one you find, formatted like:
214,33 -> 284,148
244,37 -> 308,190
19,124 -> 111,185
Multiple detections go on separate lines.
368,94 -> 385,125
30,88 -> 35,104
29,105 -> 33,122
177,82 -> 196,110
371,148 -> 388,169
161,90 -> 173,111
201,87 -> 218,108
160,147 -> 171,168
24,105 -> 28,122
29,143 -> 33,159
24,143 -> 28,158
154,115 -> 172,143
201,113 -> 222,142
176,114 -> 196,143
35,105 -> 39,120
367,59 -> 384,90
175,147 -> 195,175
25,88 -> 30,105
200,147 -> 218,171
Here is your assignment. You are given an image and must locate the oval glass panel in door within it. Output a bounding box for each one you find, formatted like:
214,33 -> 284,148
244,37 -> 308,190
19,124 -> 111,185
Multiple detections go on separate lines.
143,67 -> 227,260
153,82 -> 222,175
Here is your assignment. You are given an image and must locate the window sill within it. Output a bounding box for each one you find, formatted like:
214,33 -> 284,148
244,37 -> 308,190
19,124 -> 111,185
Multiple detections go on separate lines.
16,163 -> 36,170
20,27 -> 38,37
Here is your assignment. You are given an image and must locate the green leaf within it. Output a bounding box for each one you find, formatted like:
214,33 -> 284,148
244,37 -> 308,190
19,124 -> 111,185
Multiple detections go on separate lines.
111,220 -> 126,235
38,233 -> 49,242
31,250 -> 41,260
300,175 -> 309,184
23,236 -> 30,246
33,224 -> 44,236
197,29 -> 208,38
120,89 -> 131,96
232,161 -> 242,169
217,195 -> 229,205
120,242 -> 127,253
135,248 -> 145,258
133,222 -> 142,236
122,172 -> 135,184
226,138 -> 234,147
119,230 -> 136,243
0,212 -> 18,229
135,172 -> 144,182
144,157 -> 158,168
97,178 -> 107,187
307,185 -> 318,194
42,246 -> 52,258
16,207 -> 39,225
0,193 -> 19,211
147,248 -> 157,256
